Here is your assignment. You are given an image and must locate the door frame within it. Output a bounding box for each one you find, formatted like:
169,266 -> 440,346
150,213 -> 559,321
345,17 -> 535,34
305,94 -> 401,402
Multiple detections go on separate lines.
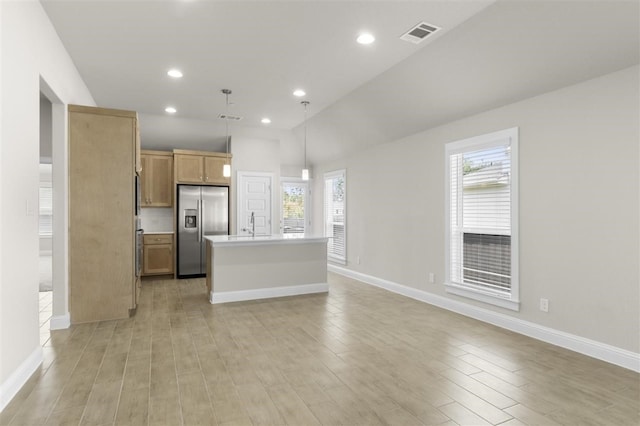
40,78 -> 70,330
236,171 -> 274,235
280,177 -> 311,234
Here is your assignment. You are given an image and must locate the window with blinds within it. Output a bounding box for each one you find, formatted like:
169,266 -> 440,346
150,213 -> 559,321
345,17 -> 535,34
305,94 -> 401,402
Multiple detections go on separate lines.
445,128 -> 519,311
39,163 -> 53,236
324,170 -> 346,264
39,186 -> 53,236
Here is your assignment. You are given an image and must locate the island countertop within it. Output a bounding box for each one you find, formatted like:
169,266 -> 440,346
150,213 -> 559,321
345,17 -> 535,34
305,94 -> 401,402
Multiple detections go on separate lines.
205,233 -> 328,247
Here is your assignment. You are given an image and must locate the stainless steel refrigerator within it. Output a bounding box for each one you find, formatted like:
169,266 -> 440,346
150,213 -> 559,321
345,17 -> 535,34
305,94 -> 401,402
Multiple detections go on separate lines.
177,185 -> 229,278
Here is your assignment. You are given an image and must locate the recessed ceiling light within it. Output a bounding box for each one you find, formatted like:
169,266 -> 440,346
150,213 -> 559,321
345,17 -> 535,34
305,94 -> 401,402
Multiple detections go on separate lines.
165,106 -> 177,114
293,89 -> 306,97
357,33 -> 375,45
167,69 -> 183,78
261,118 -> 272,124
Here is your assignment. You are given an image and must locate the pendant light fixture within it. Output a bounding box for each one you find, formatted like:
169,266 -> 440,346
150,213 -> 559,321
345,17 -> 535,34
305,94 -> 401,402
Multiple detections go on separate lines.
221,89 -> 232,178
301,100 -> 310,181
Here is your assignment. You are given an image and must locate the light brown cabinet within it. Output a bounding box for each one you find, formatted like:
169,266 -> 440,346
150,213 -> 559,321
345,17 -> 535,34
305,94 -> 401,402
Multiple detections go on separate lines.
69,105 -> 139,323
203,156 -> 229,184
140,150 -> 173,207
142,234 -> 174,275
174,149 -> 231,185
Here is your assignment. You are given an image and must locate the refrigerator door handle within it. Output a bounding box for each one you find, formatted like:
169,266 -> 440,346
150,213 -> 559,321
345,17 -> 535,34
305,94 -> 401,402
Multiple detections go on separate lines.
196,199 -> 201,242
201,200 -> 205,242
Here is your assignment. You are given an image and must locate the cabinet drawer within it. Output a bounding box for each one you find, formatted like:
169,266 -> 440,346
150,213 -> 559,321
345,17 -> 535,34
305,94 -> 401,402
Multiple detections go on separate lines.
143,234 -> 173,245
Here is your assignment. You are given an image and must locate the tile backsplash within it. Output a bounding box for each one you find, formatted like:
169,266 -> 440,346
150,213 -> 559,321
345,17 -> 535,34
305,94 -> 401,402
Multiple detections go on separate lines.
140,208 -> 173,232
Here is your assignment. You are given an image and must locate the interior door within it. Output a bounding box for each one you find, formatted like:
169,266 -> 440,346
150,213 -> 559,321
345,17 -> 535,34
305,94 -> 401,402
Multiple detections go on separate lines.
237,173 -> 272,236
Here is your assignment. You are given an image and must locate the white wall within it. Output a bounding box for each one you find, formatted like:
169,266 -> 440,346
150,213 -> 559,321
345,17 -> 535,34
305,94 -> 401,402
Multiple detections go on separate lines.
313,66 -> 639,355
39,95 -> 52,162
0,1 -> 94,409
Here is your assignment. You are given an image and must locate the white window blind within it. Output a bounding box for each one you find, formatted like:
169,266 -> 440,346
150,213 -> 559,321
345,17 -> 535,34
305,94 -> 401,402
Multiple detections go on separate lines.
446,128 -> 519,310
39,163 -> 53,237
324,170 -> 346,264
39,186 -> 53,236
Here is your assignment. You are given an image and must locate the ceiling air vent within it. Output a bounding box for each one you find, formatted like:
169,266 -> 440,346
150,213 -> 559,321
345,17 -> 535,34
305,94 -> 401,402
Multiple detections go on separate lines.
218,114 -> 243,121
400,22 -> 441,44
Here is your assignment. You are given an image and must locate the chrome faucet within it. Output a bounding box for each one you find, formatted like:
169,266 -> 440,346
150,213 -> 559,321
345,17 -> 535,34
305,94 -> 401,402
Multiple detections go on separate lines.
242,212 -> 255,236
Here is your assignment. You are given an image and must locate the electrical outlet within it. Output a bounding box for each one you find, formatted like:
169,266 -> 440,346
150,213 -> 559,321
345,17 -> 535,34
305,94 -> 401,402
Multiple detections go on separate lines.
539,298 -> 549,312
356,256 -> 361,265
428,272 -> 435,283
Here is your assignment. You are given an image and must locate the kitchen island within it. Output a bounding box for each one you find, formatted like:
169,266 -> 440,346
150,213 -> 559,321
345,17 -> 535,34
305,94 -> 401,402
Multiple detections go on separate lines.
204,234 -> 329,304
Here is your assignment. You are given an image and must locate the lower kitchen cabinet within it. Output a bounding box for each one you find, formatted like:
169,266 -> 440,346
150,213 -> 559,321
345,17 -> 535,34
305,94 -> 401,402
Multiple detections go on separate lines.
143,234 -> 174,275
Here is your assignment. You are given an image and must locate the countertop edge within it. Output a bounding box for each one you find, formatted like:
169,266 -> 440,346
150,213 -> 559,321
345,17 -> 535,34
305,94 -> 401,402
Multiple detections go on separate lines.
205,235 -> 328,247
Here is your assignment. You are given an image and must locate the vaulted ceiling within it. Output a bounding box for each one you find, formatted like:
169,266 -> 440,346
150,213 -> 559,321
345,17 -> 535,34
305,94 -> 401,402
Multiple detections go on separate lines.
42,1 -> 639,164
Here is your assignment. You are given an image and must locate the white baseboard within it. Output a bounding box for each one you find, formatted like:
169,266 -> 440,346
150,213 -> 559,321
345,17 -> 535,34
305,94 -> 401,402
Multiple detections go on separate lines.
0,347 -> 43,412
329,265 -> 640,372
50,313 -> 70,330
210,283 -> 329,304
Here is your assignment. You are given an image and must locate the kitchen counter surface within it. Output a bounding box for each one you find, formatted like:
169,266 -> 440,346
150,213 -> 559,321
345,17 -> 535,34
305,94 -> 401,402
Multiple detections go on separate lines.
206,233 -> 327,247
143,231 -> 174,234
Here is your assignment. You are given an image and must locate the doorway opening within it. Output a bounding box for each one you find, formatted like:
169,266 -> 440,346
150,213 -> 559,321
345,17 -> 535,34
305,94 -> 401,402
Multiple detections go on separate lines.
39,93 -> 53,345
281,179 -> 310,234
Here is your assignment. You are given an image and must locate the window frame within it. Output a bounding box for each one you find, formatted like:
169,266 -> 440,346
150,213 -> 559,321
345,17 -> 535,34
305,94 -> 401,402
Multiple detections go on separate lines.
323,169 -> 347,265
444,127 -> 520,311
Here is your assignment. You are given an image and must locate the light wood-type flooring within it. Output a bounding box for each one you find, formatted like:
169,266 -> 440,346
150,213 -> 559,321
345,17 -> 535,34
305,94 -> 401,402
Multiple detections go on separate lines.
2,273 -> 638,425
40,290 -> 53,346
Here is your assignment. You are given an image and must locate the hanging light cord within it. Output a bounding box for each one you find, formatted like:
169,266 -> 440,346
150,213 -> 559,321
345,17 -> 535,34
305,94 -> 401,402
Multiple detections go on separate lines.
223,89 -> 231,156
302,101 -> 309,170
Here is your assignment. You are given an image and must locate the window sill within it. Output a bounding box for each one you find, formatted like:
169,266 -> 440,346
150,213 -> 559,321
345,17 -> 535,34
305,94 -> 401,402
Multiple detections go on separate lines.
445,282 -> 520,311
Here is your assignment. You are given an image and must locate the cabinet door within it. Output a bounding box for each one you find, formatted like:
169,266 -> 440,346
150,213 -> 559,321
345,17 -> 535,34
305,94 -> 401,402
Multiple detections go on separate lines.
140,155 -> 151,205
143,244 -> 174,275
148,155 -> 173,207
204,156 -> 230,185
175,155 -> 204,183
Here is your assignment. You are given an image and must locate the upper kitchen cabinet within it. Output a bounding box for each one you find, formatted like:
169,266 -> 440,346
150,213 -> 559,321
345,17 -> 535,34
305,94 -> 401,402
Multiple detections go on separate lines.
68,105 -> 139,324
140,150 -> 173,207
203,156 -> 229,184
174,149 -> 231,185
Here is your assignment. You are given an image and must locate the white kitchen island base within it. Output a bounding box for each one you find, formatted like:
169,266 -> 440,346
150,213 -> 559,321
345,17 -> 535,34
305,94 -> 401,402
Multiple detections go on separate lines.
205,234 -> 328,304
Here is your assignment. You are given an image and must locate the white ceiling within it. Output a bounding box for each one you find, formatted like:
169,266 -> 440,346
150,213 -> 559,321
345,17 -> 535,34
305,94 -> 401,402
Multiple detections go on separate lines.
41,0 -> 493,126
41,1 -> 639,164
